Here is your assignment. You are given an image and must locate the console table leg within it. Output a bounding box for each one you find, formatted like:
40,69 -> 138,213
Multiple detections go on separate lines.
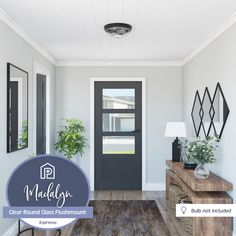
166,169 -> 171,199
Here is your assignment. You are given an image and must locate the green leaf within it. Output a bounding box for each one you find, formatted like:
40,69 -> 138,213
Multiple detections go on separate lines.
54,118 -> 88,160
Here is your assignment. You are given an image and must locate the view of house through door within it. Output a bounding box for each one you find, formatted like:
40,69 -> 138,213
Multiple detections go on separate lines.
95,81 -> 142,190
36,73 -> 46,155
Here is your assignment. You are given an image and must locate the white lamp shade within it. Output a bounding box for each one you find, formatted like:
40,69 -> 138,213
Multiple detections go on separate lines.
165,122 -> 187,138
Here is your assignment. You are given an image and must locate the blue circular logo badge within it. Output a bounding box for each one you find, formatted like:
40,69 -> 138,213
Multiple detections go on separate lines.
4,155 -> 92,229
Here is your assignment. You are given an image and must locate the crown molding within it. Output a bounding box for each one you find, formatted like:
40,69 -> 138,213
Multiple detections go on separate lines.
56,60 -> 183,67
183,11 -> 236,65
1,5 -> 236,68
0,8 -> 56,65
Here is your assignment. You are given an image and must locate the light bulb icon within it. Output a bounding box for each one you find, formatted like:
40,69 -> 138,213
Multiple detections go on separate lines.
181,206 -> 187,214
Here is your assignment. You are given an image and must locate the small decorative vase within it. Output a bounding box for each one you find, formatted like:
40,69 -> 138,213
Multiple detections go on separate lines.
181,152 -> 197,169
184,162 -> 197,170
194,164 -> 209,179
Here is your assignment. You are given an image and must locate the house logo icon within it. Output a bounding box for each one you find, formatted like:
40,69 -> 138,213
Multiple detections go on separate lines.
40,163 -> 55,180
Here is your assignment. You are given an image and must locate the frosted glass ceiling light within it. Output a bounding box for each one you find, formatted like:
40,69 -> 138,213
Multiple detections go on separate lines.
104,23 -> 132,38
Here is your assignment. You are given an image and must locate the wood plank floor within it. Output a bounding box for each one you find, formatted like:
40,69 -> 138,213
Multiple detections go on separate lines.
21,191 -> 190,236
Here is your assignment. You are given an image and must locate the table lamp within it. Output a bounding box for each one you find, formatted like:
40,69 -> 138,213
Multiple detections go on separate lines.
165,122 -> 187,162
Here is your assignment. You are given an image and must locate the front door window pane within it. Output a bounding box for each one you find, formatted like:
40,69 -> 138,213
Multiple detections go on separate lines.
102,136 -> 135,154
103,89 -> 135,109
103,113 -> 135,132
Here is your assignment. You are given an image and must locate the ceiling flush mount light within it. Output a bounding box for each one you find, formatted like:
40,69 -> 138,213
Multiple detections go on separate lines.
104,23 -> 132,38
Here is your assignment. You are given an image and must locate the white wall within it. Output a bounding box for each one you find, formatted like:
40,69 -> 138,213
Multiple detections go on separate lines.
55,66 -> 183,187
0,20 -> 55,234
184,23 -> 236,234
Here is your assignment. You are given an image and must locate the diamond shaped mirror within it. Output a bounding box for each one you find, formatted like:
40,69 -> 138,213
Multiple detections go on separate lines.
191,91 -> 202,137
201,88 -> 212,137
209,83 -> 230,139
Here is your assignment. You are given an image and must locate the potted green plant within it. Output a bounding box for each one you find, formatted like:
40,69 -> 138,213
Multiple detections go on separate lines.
186,137 -> 218,179
55,119 -> 87,160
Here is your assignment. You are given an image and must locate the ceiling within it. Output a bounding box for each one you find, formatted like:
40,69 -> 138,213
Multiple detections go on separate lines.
0,0 -> 236,63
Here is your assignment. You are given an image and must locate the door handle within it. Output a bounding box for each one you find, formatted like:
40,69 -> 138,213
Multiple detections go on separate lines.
131,129 -> 141,133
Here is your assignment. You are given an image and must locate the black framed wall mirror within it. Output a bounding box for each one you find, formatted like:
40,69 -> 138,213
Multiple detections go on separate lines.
210,83 -> 230,139
191,83 -> 230,139
7,63 -> 28,153
191,91 -> 202,137
201,87 -> 212,137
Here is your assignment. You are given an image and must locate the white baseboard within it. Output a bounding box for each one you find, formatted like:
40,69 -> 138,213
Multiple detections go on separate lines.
3,221 -> 24,236
145,183 -> 166,191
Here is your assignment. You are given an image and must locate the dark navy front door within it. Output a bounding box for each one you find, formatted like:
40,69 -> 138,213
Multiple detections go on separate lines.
95,81 -> 142,190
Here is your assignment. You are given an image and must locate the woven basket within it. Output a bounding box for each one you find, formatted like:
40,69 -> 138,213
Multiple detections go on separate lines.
167,184 -> 186,209
179,197 -> 193,234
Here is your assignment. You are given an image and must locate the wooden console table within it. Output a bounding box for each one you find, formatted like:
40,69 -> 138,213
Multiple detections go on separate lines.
166,160 -> 233,236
